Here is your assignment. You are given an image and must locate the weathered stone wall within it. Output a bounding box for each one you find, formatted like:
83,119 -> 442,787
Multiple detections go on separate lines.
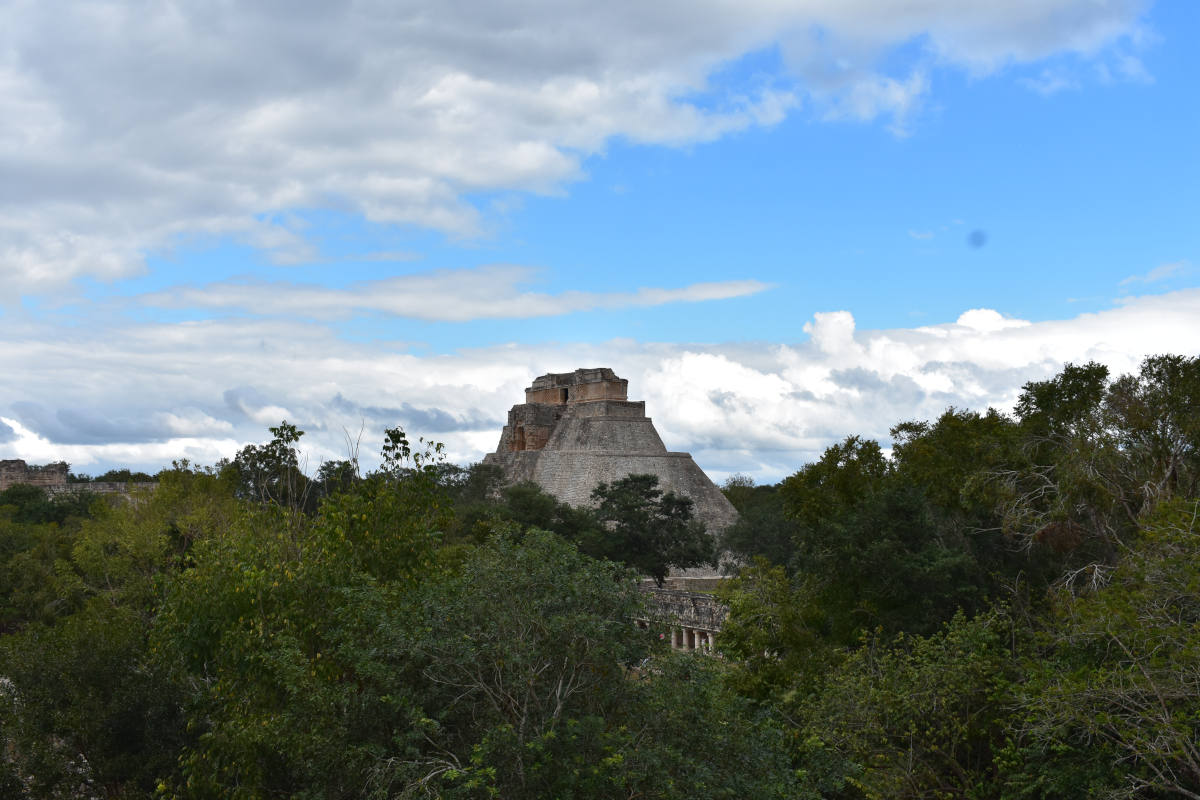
0,460 -> 69,491
1,459 -> 156,498
543,413 -> 667,454
568,400 -> 646,419
485,450 -> 542,484
532,450 -> 739,530
46,482 -> 158,498
495,403 -> 563,453
525,367 -> 628,405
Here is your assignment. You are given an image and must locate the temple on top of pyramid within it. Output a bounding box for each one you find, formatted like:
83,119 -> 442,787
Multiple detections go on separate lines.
483,368 -> 739,534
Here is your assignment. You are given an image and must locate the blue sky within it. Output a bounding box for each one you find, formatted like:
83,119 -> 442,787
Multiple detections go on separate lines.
1,0 -> 1197,482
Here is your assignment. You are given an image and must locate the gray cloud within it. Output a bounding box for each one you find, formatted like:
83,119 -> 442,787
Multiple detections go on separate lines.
330,393 -> 501,433
831,367 -> 927,409
10,402 -> 170,445
223,387 -> 279,420
1,0 -> 1148,291
0,419 -> 15,443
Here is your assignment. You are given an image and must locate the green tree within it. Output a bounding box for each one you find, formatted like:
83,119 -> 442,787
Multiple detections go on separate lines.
1001,356 -> 1200,573
779,437 -> 984,642
715,558 -> 837,703
153,429 -> 450,799
0,466 -> 238,798
795,609 -> 1019,800
0,503 -> 79,633
0,483 -> 97,526
616,653 -> 801,800
719,478 -> 798,570
496,481 -> 602,549
1011,498 -> 1200,798
376,528 -> 798,800
1104,354 -> 1200,510
484,476 -> 714,584
781,436 -> 890,534
225,420 -> 313,511
591,473 -> 714,585
890,407 -> 1064,610
890,407 -> 1018,525
378,527 -> 647,798
92,468 -> 155,483
312,458 -> 359,500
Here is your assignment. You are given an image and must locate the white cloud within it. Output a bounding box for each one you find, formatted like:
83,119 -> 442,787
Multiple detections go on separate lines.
953,308 -> 1032,333
820,69 -> 929,135
1115,52 -> 1154,83
2,287 -> 1196,484
360,251 -> 422,263
0,0 -> 1149,291
141,266 -> 772,322
1120,259 -> 1190,286
1019,68 -> 1081,95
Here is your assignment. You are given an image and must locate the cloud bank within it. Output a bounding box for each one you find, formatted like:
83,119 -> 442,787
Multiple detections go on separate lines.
1,0 -> 1149,291
2,288 -> 1195,483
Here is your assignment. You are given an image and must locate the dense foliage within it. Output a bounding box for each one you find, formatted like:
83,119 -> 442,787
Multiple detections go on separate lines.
716,355 -> 1200,798
0,428 -> 778,798
2,355 -> 1198,798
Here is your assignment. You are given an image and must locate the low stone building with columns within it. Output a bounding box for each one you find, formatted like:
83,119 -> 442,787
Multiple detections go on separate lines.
637,587 -> 727,652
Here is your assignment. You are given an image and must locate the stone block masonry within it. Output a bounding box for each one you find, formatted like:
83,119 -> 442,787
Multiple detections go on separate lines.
0,459 -> 155,497
483,368 -> 740,567
0,460 -> 69,491
636,587 -> 727,651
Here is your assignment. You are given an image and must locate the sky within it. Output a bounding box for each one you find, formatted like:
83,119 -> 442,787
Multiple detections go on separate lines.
1,0 -> 1198,484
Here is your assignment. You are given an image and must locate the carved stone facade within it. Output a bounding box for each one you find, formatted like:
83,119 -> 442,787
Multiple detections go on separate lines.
483,368 -> 739,537
637,587 -> 727,651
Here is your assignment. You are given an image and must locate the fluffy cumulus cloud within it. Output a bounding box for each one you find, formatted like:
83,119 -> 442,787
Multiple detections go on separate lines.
1,0 -> 1148,291
2,288 -> 1195,483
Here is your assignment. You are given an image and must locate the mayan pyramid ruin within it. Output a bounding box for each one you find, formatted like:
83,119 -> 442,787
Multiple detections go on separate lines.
483,368 -> 739,533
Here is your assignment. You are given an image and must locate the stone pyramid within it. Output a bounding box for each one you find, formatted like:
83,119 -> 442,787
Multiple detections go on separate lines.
483,368 -> 738,533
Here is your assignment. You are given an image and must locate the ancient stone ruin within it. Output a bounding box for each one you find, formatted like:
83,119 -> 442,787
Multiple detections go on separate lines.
0,459 -> 155,497
484,368 -> 738,535
636,587 -> 727,651
0,459 -> 69,492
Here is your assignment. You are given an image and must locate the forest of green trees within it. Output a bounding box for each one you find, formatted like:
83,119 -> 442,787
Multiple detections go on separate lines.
1,355 -> 1198,798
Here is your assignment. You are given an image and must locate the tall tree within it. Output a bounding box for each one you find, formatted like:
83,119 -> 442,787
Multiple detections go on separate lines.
590,473 -> 714,585
719,477 -> 797,570
1000,356 -> 1200,583
1013,498 -> 1200,799
225,420 -> 313,511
